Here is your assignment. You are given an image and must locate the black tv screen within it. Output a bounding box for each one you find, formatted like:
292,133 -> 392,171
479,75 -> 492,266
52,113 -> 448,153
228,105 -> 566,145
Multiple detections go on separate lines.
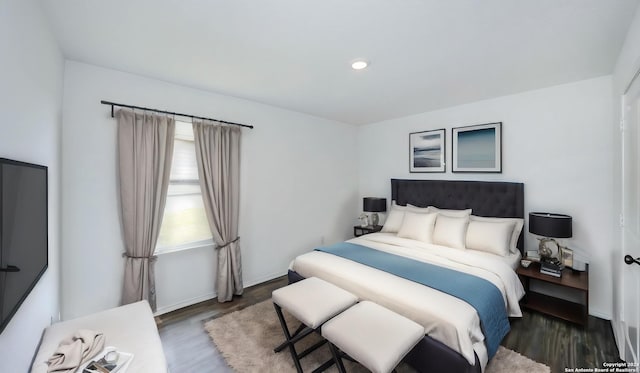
0,158 -> 48,334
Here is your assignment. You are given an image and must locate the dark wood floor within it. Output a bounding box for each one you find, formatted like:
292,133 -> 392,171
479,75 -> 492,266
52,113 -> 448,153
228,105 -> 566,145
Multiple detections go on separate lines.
502,310 -> 621,372
156,276 -> 288,373
156,275 -> 621,373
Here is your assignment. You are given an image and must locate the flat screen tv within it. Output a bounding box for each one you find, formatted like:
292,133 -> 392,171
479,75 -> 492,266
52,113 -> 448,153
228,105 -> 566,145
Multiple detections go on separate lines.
0,158 -> 48,334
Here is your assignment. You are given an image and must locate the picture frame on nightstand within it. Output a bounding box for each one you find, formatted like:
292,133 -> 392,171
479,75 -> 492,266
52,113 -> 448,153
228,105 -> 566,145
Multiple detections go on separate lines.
561,247 -> 574,268
525,250 -> 540,261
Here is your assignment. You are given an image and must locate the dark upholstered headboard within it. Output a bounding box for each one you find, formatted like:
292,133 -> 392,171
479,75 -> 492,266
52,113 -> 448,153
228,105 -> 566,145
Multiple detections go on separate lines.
391,179 -> 525,252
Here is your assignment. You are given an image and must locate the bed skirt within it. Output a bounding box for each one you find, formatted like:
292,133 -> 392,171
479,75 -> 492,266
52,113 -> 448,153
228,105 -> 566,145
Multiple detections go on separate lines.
287,269 -> 481,373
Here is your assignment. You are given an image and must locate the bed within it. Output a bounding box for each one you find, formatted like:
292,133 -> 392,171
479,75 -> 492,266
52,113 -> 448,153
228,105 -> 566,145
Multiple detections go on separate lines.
288,179 -> 526,373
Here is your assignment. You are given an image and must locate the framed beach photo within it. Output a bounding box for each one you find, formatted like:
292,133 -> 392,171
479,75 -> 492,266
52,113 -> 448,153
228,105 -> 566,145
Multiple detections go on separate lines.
409,129 -> 446,173
452,122 -> 502,173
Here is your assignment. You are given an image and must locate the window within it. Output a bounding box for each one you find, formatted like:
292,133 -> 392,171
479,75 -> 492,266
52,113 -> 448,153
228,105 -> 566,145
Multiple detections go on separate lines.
156,121 -> 212,253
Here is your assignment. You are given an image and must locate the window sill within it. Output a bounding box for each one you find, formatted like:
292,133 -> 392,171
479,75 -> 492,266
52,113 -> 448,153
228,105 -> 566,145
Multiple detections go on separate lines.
155,240 -> 215,256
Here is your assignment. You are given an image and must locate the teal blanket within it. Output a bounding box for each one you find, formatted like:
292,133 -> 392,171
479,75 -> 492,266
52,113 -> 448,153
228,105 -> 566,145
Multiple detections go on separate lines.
315,242 -> 509,358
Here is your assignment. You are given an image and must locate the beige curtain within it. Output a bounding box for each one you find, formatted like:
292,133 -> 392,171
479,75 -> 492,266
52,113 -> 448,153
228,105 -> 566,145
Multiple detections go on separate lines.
116,109 -> 175,311
192,120 -> 243,302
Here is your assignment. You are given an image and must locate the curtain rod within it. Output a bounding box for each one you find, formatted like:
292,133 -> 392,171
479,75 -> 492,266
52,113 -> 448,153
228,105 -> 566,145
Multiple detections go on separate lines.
100,100 -> 254,129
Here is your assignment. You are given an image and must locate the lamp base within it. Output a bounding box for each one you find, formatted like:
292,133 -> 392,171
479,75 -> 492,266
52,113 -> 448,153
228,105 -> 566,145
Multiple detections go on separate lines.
538,237 -> 560,259
370,213 -> 379,227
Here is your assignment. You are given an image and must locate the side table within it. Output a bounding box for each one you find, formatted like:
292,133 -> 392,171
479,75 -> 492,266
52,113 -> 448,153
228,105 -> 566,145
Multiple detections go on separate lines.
516,262 -> 589,325
353,225 -> 382,237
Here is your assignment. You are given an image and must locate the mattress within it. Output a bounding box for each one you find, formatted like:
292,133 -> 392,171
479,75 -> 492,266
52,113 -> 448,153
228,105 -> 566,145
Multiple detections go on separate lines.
290,232 -> 525,370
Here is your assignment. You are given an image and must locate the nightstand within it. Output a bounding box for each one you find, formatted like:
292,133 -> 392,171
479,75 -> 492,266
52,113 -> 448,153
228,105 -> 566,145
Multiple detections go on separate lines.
516,261 -> 589,325
353,225 -> 382,237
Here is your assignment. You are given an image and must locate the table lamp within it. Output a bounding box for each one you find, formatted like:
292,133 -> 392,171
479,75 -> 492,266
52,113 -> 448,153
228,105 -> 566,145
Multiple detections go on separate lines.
528,212 -> 572,260
363,197 -> 387,227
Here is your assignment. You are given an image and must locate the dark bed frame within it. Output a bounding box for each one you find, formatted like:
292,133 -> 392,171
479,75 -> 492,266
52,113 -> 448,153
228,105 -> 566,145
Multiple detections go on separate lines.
289,179 -> 525,373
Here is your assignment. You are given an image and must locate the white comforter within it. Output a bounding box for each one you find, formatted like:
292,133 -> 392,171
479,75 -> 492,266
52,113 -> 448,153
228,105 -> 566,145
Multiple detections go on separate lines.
289,233 -> 525,370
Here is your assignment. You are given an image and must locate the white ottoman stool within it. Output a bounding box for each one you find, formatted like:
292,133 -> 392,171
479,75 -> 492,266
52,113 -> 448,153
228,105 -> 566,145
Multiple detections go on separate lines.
272,277 -> 358,373
322,301 -> 424,373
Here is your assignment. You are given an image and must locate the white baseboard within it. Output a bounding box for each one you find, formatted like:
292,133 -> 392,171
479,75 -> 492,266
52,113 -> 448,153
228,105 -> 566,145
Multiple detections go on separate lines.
154,292 -> 216,316
589,308 -> 612,320
153,271 -> 287,316
243,271 -> 288,288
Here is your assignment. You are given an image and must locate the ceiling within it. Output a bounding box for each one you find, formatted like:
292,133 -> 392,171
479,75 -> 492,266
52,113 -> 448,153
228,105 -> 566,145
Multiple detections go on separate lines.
40,0 -> 638,125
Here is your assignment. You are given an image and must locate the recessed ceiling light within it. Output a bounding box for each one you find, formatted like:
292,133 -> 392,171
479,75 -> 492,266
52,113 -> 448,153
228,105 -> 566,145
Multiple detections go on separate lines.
351,60 -> 368,70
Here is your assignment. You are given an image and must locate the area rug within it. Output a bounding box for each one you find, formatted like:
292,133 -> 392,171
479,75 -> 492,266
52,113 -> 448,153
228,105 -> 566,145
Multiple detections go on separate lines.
205,300 -> 550,373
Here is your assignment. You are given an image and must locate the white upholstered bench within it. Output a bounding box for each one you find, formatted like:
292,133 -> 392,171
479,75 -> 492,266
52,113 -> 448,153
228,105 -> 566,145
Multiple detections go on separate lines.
322,301 -> 424,373
31,300 -> 167,373
272,277 -> 358,373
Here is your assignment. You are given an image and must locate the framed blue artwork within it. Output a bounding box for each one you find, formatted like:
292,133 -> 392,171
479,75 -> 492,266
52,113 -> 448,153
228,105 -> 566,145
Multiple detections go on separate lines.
452,122 -> 502,173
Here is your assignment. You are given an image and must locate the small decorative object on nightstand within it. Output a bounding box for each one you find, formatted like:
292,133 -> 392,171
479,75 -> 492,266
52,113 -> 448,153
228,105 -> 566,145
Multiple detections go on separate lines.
561,246 -> 574,268
353,225 -> 382,237
358,213 -> 369,227
363,197 -> 387,227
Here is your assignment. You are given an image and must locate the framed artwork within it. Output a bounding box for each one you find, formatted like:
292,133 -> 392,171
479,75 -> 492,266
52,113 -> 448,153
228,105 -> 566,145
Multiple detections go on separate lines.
452,122 -> 502,173
409,129 -> 446,173
561,247 -> 574,268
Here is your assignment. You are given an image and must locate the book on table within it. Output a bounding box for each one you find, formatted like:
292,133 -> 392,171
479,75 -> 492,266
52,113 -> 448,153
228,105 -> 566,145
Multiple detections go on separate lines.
540,257 -> 564,276
539,268 -> 562,278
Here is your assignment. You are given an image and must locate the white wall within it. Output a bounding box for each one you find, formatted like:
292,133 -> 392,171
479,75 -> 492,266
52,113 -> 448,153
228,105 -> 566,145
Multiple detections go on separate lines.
357,76 -> 614,318
0,0 -> 64,371
61,61 -> 358,319
611,4 -> 640,359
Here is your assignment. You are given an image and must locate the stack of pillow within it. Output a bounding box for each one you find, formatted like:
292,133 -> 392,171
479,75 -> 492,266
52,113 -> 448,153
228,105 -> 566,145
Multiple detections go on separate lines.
380,202 -> 523,257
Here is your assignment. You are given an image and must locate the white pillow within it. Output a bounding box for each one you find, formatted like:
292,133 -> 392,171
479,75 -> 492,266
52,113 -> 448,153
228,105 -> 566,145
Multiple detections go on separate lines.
466,220 -> 516,256
381,208 -> 405,233
382,202 -> 431,233
432,215 -> 469,249
406,204 -> 431,213
470,215 -> 524,254
390,200 -> 407,211
426,206 -> 472,218
396,212 -> 437,243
